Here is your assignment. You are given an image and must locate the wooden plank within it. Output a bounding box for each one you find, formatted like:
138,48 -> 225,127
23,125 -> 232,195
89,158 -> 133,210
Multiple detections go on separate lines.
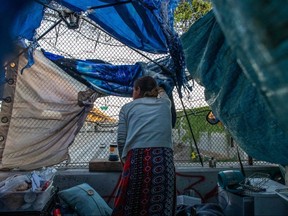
89,159 -> 122,172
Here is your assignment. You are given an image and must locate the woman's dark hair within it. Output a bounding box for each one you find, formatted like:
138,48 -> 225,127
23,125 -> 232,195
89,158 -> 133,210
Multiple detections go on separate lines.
134,76 -> 158,97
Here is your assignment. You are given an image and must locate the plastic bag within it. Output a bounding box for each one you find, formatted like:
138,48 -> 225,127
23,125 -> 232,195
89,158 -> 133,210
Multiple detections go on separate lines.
0,175 -> 31,197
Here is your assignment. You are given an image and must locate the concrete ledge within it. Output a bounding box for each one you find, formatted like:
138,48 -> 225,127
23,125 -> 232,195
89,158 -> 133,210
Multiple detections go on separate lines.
0,165 -> 282,207
89,159 -> 123,172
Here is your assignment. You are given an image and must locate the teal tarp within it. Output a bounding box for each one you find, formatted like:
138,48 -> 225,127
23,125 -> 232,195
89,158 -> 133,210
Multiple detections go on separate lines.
182,0 -> 288,165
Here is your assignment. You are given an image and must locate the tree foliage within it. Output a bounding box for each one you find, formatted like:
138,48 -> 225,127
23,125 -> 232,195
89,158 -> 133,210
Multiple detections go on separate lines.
174,0 -> 212,34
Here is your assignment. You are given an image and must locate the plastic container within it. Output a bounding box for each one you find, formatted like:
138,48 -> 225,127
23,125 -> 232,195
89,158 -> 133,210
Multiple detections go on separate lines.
108,142 -> 119,161
177,195 -> 201,206
218,170 -> 245,189
0,181 -> 54,212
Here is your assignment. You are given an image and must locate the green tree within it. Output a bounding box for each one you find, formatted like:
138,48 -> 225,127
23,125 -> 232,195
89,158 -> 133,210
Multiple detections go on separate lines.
174,0 -> 212,34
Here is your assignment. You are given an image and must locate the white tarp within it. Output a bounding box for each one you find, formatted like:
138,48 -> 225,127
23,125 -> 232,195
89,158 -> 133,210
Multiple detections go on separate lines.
0,50 -> 97,170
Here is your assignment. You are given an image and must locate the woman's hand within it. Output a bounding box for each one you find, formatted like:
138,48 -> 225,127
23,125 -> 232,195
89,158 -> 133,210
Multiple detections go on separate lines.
157,87 -> 165,93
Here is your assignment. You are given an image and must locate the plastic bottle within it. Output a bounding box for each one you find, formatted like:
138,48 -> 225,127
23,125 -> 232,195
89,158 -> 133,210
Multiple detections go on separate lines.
53,206 -> 62,216
40,167 -> 57,181
209,157 -> 216,168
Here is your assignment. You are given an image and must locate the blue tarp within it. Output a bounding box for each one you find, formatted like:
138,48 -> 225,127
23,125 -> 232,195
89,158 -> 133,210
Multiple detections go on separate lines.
43,51 -> 175,97
182,1 -> 288,165
53,0 -> 167,53
42,50 -> 177,127
4,0 -> 186,92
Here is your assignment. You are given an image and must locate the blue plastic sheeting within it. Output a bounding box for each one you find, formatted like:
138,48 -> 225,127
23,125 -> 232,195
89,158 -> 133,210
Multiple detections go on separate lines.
43,50 -> 177,127
11,0 -> 49,41
43,51 -> 142,97
0,1 -> 33,62
137,0 -> 187,89
7,0 -> 186,92
53,0 -> 167,53
43,51 -> 175,97
9,0 -> 170,53
181,9 -> 288,165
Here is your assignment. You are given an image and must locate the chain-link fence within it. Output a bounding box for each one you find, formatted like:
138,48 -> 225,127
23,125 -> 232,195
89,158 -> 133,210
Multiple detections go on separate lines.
4,2 -> 269,169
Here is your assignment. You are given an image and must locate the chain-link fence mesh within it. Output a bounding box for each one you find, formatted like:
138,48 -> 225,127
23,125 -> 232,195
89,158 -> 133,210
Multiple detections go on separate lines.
7,2 -> 269,169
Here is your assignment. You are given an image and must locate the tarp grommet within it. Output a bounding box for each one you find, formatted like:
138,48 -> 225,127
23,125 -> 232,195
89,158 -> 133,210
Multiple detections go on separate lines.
1,117 -> 9,123
4,97 -> 11,103
7,78 -> 14,85
10,62 -> 16,68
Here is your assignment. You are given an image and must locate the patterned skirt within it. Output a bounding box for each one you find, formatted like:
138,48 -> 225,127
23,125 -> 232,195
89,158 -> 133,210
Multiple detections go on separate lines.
112,147 -> 176,216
